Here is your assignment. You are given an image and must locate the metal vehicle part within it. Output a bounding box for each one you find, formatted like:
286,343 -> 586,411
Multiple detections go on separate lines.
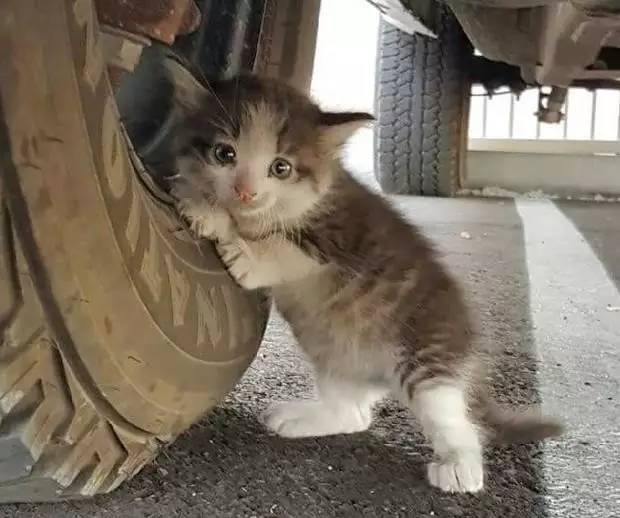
373,0 -> 620,122
536,86 -> 568,123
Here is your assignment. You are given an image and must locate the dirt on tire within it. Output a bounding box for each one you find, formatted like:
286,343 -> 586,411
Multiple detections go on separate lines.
0,0 -> 268,503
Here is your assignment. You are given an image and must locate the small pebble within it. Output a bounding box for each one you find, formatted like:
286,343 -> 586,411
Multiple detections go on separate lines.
460,231 -> 472,239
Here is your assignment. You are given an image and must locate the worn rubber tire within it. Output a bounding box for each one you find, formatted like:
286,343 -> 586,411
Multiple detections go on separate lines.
374,7 -> 472,196
0,0 -> 268,503
254,0 -> 321,92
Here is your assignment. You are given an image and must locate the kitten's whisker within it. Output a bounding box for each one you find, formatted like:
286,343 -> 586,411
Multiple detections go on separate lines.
234,75 -> 241,127
195,70 -> 235,128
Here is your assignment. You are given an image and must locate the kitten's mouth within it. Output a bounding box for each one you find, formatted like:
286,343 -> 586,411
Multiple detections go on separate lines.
228,193 -> 269,214
230,201 -> 265,216
229,198 -> 267,218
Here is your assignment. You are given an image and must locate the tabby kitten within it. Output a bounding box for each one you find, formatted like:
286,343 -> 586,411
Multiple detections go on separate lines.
165,60 -> 562,493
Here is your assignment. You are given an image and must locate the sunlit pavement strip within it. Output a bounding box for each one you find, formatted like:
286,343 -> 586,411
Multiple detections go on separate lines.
516,199 -> 620,518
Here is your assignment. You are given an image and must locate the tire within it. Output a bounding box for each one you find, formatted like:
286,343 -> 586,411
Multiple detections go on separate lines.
374,6 -> 472,196
254,0 -> 322,92
0,0 -> 268,503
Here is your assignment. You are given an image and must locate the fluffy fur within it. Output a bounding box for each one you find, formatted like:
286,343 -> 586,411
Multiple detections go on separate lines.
165,59 -> 562,494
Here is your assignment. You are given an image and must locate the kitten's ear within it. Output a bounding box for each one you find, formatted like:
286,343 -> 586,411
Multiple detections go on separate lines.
163,57 -> 210,111
319,111 -> 374,150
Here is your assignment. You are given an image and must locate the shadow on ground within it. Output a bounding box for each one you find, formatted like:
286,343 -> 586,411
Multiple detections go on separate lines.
556,201 -> 620,292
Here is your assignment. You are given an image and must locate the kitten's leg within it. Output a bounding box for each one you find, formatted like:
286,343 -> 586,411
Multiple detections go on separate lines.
408,378 -> 484,493
217,236 -> 322,290
263,377 -> 387,438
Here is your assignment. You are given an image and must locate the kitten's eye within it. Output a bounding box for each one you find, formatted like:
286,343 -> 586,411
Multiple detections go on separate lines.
213,143 -> 237,165
269,157 -> 292,180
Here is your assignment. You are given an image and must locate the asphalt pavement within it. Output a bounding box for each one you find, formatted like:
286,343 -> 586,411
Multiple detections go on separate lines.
4,196 -> 619,518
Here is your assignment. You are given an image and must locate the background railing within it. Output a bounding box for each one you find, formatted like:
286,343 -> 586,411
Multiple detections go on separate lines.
469,86 -> 620,143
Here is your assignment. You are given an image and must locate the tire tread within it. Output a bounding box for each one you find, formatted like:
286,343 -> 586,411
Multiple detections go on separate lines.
0,199 -> 156,503
374,6 -> 471,196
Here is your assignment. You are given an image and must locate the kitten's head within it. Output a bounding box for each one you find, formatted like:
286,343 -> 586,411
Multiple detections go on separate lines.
165,59 -> 372,227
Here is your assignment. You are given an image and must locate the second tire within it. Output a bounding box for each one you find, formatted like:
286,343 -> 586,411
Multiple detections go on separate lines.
374,7 -> 471,196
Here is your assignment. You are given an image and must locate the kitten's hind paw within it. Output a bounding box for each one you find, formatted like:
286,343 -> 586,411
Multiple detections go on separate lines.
262,401 -> 327,438
262,400 -> 370,438
427,455 -> 484,493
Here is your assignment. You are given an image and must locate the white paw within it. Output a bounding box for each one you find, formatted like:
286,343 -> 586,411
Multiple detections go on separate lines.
216,241 -> 259,289
262,401 -> 323,438
262,401 -> 370,438
427,455 -> 484,493
192,210 -> 233,241
174,196 -> 233,242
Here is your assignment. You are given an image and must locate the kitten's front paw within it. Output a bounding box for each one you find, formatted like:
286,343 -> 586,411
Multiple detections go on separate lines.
427,455 -> 484,493
175,197 -> 233,242
193,209 -> 234,242
216,241 -> 258,289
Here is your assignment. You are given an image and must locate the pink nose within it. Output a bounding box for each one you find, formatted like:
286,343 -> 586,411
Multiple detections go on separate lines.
233,184 -> 256,203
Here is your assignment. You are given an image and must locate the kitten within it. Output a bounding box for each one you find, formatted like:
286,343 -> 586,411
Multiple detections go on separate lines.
164,59 -> 562,494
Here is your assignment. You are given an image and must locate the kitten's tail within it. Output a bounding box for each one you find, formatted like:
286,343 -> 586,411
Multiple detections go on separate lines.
478,396 -> 564,445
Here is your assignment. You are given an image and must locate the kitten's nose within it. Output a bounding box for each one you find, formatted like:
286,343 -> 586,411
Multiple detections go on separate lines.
233,183 -> 256,203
